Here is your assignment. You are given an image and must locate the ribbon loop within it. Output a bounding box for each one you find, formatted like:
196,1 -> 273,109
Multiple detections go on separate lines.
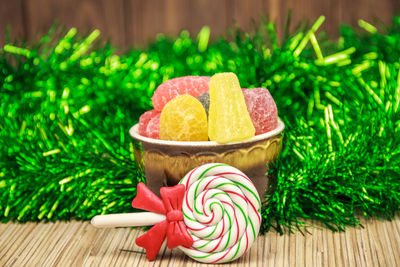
131,182 -> 166,214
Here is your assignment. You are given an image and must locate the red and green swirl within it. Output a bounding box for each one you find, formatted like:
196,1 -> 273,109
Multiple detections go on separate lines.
178,163 -> 261,263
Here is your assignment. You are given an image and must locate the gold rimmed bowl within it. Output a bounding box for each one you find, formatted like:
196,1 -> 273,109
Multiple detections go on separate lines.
129,119 -> 284,200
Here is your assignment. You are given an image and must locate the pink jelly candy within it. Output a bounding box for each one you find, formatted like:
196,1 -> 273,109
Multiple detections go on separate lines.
145,113 -> 160,139
152,76 -> 210,111
242,88 -> 278,135
138,110 -> 160,137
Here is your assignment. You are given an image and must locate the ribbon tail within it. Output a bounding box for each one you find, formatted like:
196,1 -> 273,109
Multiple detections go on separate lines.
136,221 -> 168,261
167,221 -> 194,249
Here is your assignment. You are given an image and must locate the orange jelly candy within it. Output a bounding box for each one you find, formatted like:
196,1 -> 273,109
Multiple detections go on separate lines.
160,95 -> 208,141
208,73 -> 255,143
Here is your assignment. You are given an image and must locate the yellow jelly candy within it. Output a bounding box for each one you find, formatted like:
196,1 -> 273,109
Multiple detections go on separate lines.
208,73 -> 255,143
160,95 -> 208,141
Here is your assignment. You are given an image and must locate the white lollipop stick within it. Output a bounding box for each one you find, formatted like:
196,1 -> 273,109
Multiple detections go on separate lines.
91,212 -> 165,228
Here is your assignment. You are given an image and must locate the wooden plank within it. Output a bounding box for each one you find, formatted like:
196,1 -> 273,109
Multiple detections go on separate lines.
279,0 -> 340,38
0,0 -> 25,45
126,0 -> 167,47
339,0 -> 370,28
338,0 -> 394,30
187,0 -> 230,39
265,0 -> 281,24
164,0 -> 189,36
364,0 -> 394,27
23,0 -> 126,50
231,0 -> 266,32
126,0 -> 229,47
312,0 -> 341,38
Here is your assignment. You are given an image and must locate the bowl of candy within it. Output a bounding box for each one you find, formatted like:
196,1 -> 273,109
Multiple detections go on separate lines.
130,73 -> 284,200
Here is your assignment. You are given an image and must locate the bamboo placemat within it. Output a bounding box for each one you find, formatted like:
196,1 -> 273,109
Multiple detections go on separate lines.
1,215 -> 399,266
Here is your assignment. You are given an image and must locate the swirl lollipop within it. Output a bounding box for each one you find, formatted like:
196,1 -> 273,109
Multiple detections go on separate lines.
179,163 -> 261,263
91,163 -> 261,263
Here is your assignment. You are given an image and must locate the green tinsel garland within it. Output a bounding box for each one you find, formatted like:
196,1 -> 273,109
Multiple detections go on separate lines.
0,16 -> 399,233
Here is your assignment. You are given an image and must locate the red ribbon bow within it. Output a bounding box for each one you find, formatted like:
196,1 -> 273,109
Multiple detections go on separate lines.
132,182 -> 194,261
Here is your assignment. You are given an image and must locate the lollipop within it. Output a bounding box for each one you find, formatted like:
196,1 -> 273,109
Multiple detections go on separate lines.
91,163 -> 261,263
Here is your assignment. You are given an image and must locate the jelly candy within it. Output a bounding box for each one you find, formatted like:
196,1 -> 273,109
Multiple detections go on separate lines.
160,95 -> 208,141
152,76 -> 210,111
138,110 -> 160,137
208,73 -> 255,143
197,92 -> 210,117
243,88 -> 278,135
146,113 -> 161,139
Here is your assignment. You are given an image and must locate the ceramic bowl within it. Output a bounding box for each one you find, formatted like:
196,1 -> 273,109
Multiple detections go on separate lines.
129,119 -> 284,200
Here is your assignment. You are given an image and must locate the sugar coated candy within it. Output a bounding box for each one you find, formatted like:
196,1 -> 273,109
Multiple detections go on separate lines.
196,92 -> 210,117
152,76 -> 210,111
160,95 -> 208,141
243,88 -> 278,135
208,73 -> 255,143
138,110 -> 160,137
145,113 -> 161,139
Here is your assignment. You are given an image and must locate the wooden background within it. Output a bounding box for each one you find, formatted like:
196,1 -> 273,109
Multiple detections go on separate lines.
1,0 -> 400,50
